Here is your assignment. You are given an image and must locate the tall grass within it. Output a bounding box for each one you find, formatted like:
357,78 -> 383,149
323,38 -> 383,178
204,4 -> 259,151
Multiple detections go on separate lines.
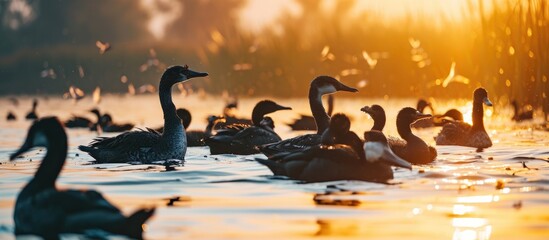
473,0 -> 548,119
196,0 -> 548,118
1,0 -> 547,120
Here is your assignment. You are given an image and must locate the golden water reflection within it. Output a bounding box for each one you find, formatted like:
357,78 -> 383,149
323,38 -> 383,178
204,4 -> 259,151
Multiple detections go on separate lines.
451,194 -> 502,239
452,217 -> 492,240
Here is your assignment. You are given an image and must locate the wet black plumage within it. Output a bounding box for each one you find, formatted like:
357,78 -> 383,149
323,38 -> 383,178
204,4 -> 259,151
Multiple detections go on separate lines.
511,100 -> 534,122
79,65 -> 208,163
257,114 -> 411,183
259,76 -> 358,157
435,88 -> 493,149
10,117 -> 155,239
388,107 -> 437,164
206,100 -> 292,155
25,99 -> 38,120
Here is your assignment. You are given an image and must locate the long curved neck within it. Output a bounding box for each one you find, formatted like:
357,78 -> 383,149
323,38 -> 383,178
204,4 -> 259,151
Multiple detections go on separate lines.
397,117 -> 413,139
93,111 -> 101,121
512,102 -> 519,116
159,79 -> 182,135
472,99 -> 485,131
326,95 -> 334,116
204,119 -> 218,137
25,135 -> 67,192
251,109 -> 264,127
310,87 -> 330,134
372,113 -> 386,131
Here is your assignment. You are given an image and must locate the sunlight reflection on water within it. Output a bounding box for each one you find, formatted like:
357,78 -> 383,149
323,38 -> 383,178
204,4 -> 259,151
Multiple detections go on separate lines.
0,95 -> 548,239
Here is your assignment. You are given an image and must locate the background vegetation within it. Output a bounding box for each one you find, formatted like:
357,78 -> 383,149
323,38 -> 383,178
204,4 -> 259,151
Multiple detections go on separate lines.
0,0 -> 547,118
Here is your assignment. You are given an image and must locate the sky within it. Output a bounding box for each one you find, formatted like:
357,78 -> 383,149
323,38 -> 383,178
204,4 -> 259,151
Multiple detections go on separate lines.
239,0 -> 471,33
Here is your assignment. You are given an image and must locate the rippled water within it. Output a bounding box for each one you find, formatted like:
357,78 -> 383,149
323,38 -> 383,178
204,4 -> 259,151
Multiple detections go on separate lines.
0,95 -> 548,239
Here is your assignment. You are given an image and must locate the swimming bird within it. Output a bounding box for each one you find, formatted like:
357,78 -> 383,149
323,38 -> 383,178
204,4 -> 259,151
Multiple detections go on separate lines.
79,65 -> 208,163
10,117 -> 155,239
412,99 -> 464,128
258,76 -> 358,157
435,109 -> 464,125
360,105 -> 386,131
511,100 -> 534,122
410,99 -> 436,128
64,114 -> 93,129
88,109 -> 134,133
88,108 -> 103,131
256,129 -> 412,183
99,114 -> 135,132
7,111 -> 17,121
25,99 -> 38,120
157,108 -> 224,146
320,113 -> 364,156
206,100 -> 292,155
214,101 -> 252,129
187,115 -> 225,146
417,99 -> 434,114
389,107 -> 437,164
435,88 -> 493,149
287,95 -> 334,131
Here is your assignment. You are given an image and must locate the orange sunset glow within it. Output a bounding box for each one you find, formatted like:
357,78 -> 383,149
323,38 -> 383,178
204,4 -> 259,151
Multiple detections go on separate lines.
0,0 -> 548,239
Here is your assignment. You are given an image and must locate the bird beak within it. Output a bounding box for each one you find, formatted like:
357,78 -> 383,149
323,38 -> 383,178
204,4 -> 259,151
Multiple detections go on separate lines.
483,97 -> 493,106
277,105 -> 293,111
337,82 -> 359,93
382,146 -> 412,170
184,70 -> 209,79
10,136 -> 33,161
360,106 -> 373,114
414,112 -> 432,120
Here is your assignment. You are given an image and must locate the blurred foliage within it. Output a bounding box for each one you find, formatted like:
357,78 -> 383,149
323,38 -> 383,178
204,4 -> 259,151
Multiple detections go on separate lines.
0,0 -> 547,118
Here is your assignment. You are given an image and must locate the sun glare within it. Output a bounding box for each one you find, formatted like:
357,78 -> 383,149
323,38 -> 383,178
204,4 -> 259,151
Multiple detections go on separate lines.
239,0 -> 473,32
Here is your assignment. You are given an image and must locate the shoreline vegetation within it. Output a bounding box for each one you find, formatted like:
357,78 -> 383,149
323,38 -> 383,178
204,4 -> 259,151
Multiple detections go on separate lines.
0,0 -> 547,120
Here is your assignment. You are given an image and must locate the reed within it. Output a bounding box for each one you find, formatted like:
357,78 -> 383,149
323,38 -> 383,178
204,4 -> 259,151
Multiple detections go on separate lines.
1,0 -> 547,121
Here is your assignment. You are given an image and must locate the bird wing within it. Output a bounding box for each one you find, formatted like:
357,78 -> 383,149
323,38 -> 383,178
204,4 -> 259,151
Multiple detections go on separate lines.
14,189 -> 121,235
435,122 -> 471,145
87,128 -> 161,152
232,127 -> 281,146
258,134 -> 321,157
387,135 -> 408,158
215,123 -> 252,136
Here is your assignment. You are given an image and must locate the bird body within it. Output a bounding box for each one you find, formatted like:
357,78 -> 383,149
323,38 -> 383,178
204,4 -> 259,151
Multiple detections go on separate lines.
7,111 -> 17,121
511,100 -> 534,122
206,100 -> 291,154
436,88 -> 493,149
25,99 -> 38,120
257,116 -> 412,183
411,99 -> 463,128
64,115 -> 93,128
259,76 -> 358,157
389,107 -> 437,164
79,65 -> 208,163
10,117 -> 154,239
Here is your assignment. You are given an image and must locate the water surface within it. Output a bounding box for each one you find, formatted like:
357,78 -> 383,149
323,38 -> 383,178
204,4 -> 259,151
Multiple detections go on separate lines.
0,95 -> 548,239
